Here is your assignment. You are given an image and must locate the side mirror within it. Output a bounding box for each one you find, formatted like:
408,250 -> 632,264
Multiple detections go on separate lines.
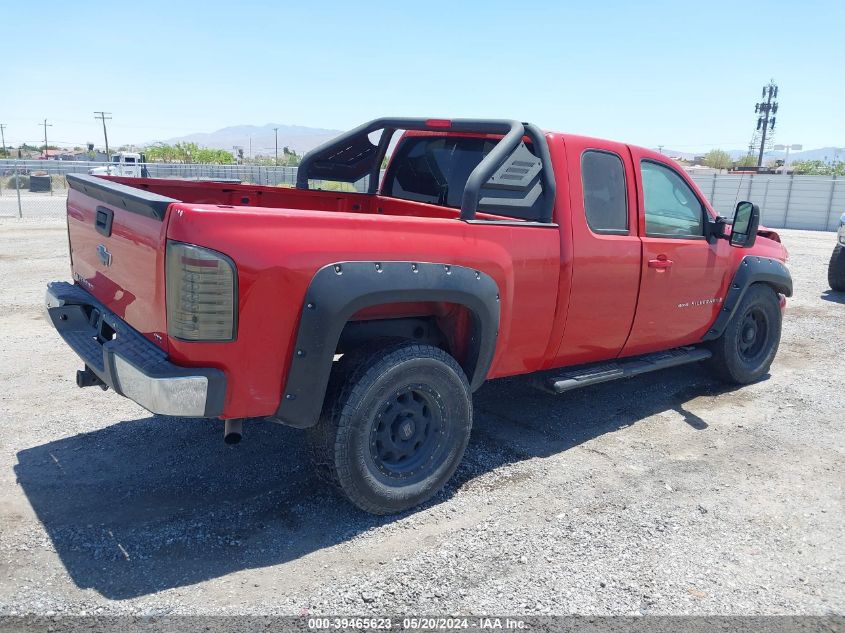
730,201 -> 760,248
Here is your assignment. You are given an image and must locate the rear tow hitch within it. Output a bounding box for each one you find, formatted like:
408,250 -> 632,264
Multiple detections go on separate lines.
76,366 -> 107,390
224,419 -> 243,445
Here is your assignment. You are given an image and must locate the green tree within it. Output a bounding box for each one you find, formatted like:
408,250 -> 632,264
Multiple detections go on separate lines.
143,142 -> 234,164
735,155 -> 758,168
246,149 -> 300,166
703,149 -> 733,170
143,143 -> 178,162
790,160 -> 845,176
193,146 -> 235,164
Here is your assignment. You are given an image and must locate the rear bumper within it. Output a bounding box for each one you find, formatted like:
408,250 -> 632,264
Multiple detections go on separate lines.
45,281 -> 226,417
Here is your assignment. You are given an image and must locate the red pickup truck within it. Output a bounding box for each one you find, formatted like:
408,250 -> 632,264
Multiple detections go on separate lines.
46,118 -> 792,514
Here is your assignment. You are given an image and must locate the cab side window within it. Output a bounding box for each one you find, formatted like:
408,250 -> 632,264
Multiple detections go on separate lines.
641,161 -> 704,237
581,150 -> 628,234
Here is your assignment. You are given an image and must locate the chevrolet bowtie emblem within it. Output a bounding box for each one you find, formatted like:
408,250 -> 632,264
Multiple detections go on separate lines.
97,244 -> 112,267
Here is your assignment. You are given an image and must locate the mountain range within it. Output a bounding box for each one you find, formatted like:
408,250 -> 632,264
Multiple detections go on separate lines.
155,123 -> 841,164
660,147 -> 843,163
158,123 -> 343,156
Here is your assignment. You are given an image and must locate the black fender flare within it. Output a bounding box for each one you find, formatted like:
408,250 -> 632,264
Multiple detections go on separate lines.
701,255 -> 793,342
274,261 -> 500,428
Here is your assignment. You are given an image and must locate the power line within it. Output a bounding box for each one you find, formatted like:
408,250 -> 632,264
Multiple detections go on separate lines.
39,118 -> 53,157
94,111 -> 113,160
273,127 -> 279,166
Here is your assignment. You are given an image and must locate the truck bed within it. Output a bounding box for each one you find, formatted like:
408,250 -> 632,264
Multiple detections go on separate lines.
101,175 -> 514,221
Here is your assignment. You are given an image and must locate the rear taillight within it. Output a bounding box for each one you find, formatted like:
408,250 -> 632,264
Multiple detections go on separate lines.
166,241 -> 236,341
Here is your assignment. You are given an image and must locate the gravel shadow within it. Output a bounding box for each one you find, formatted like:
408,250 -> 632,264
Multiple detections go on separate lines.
15,363 -> 738,600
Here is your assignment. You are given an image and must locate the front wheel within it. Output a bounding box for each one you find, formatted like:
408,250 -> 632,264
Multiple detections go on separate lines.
829,243 -> 845,292
704,284 -> 782,384
308,342 -> 473,515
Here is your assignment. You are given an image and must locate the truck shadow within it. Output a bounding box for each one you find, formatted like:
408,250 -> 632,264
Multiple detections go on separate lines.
820,289 -> 845,304
15,363 -> 739,600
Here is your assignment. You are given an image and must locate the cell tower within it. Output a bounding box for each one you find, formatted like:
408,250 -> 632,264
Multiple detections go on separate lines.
749,80 -> 778,168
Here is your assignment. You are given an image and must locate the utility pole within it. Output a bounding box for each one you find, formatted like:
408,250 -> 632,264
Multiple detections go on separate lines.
273,127 -> 279,165
657,145 -> 664,155
0,123 -> 7,157
94,111 -> 112,161
753,80 -> 778,168
39,118 -> 53,158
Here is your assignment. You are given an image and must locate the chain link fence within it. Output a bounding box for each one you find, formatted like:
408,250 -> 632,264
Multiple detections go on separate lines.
1,159 -> 301,184
0,168 -> 68,218
2,159 -> 841,230
0,160 -> 369,219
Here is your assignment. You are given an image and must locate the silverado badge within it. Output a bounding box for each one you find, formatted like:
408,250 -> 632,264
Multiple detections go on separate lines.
96,244 -> 112,267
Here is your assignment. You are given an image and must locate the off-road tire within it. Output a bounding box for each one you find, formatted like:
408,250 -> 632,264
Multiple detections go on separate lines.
828,244 -> 845,292
704,283 -> 782,384
308,341 -> 472,515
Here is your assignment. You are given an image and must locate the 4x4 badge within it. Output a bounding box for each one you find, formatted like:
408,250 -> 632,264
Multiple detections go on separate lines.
96,244 -> 112,267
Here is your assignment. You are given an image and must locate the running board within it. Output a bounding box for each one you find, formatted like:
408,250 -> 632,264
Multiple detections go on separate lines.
537,346 -> 712,394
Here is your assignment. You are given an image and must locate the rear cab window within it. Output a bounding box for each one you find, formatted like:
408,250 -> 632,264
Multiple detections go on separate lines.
581,150 -> 628,234
382,134 -> 549,222
384,136 -> 498,208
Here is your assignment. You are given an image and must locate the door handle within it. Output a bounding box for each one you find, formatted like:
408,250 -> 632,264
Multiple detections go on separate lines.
648,257 -> 673,270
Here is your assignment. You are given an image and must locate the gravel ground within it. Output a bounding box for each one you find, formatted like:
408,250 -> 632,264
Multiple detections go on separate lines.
0,219 -> 842,617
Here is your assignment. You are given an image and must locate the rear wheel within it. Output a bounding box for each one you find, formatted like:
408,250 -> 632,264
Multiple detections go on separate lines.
828,244 -> 845,292
308,342 -> 472,515
705,284 -> 782,384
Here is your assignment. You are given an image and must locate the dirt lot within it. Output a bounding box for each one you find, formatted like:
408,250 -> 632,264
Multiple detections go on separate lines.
0,219 -> 842,617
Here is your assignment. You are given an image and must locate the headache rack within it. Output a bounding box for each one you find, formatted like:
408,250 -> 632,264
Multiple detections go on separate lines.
296,117 -> 556,223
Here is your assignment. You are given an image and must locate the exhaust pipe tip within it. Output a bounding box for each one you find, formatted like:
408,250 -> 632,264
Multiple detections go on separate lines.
223,419 -> 243,445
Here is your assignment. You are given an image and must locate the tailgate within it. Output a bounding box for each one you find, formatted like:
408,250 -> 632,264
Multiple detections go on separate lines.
65,174 -> 178,350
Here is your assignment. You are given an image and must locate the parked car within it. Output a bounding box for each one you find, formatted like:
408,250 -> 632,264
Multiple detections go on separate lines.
45,117 -> 792,514
828,212 -> 845,291
88,152 -> 149,178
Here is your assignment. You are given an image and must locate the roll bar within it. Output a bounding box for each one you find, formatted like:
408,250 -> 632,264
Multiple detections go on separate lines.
295,117 -> 555,222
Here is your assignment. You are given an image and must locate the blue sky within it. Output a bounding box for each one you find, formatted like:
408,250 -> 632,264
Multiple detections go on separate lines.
4,0 -> 842,152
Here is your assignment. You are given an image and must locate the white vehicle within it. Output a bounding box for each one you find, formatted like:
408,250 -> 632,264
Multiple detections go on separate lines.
88,152 -> 148,177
